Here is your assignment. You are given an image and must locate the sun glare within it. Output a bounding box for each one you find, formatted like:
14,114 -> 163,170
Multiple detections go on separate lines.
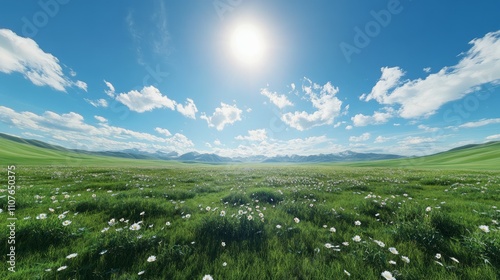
230,23 -> 266,66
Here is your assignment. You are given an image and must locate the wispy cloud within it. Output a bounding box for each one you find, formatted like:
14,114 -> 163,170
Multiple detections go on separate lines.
417,124 -> 439,132
200,103 -> 242,131
85,98 -> 108,108
176,98 -> 198,119
361,30 -> 500,119
155,127 -> 172,137
374,136 -> 390,143
0,105 -> 193,153
94,116 -> 107,123
458,118 -> 500,128
0,29 -> 85,92
126,1 -> 172,66
260,88 -> 293,109
104,80 -> 115,97
486,134 -> 500,141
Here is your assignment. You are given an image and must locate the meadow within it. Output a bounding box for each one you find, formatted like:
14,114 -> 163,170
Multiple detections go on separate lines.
1,164 -> 499,279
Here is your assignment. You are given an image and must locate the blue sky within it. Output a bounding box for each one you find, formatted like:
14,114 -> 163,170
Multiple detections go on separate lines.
0,0 -> 499,157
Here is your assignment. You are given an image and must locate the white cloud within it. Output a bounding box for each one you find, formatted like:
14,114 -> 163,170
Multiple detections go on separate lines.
361,31 -> 500,119
235,129 -> 267,141
260,88 -> 293,109
74,80 -> 87,92
459,118 -> 500,128
0,29 -> 84,92
0,105 -> 194,153
85,98 -> 108,108
176,98 -> 198,119
115,85 -> 175,113
417,124 -> 439,132
104,80 -> 115,97
374,136 -> 390,143
361,66 -> 404,103
214,139 -> 222,146
94,116 -> 107,123
200,103 -> 242,131
423,67 -> 431,73
212,135 -> 339,157
155,127 -> 172,137
281,80 -> 342,131
398,136 -> 436,145
349,133 -> 371,142
351,109 -> 393,127
165,133 -> 194,150
486,134 -> 500,141
345,125 -> 353,130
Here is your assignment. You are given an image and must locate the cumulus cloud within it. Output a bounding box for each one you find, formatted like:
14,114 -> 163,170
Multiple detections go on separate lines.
235,129 -> 267,141
351,109 -> 393,127
260,88 -> 293,109
200,103 -> 242,131
281,79 -> 342,131
361,30 -> 500,119
176,98 -> 198,119
114,85 -> 198,118
115,85 -> 175,113
349,132 -> 371,142
0,29 -> 85,92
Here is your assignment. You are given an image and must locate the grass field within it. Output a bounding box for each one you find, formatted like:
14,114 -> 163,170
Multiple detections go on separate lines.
0,137 -> 499,279
0,164 -> 499,279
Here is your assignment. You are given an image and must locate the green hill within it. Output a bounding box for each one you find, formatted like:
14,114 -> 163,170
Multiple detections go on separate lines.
0,134 -> 177,167
348,141 -> 500,170
1,132 -> 499,169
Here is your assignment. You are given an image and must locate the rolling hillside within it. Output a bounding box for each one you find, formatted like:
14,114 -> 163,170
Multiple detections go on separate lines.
0,132 -> 499,169
0,135 -> 178,167
348,141 -> 500,170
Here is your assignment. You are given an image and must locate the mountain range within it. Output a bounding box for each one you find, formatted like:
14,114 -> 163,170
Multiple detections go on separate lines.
0,133 -> 404,163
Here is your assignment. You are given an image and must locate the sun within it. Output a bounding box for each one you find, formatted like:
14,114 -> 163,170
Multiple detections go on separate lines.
229,22 -> 266,66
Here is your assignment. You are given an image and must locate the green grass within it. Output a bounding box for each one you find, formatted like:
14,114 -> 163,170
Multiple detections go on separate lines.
0,137 -> 499,278
0,165 -> 499,279
345,141 -> 500,170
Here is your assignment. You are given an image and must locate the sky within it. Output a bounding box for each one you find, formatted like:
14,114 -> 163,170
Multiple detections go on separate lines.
0,0 -> 499,157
